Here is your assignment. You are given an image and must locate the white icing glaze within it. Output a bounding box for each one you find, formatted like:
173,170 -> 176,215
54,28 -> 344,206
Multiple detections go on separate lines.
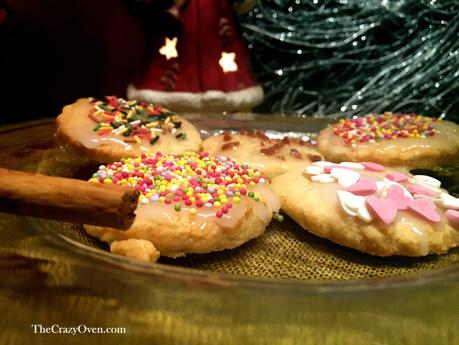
398,215 -> 430,256
60,100 -> 199,154
135,196 -> 248,230
134,183 -> 279,230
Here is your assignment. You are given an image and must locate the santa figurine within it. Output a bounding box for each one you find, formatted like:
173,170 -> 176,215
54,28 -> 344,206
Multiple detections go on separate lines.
124,0 -> 263,112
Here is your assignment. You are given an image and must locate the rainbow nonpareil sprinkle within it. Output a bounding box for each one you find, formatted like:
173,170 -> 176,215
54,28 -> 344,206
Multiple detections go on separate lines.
88,96 -> 184,144
333,112 -> 437,145
89,152 -> 266,217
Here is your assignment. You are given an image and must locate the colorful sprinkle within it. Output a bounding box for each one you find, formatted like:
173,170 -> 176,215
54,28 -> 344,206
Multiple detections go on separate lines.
407,184 -> 438,198
306,161 -> 458,226
408,198 -> 441,223
333,112 -> 437,145
360,162 -> 384,172
88,96 -> 185,145
365,195 -> 398,225
385,172 -> 409,183
89,152 -> 265,218
275,213 -> 284,222
347,177 -> 377,196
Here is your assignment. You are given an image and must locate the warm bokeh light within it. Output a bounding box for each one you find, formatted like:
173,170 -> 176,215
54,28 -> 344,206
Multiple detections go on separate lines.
159,37 -> 178,60
219,52 -> 238,72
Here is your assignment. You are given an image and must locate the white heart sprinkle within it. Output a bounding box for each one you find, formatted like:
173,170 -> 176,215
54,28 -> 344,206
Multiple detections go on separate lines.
304,165 -> 323,175
439,193 -> 459,209
311,174 -> 335,183
346,193 -> 366,210
339,162 -> 365,170
413,175 -> 441,189
336,190 -> 372,222
357,205 -> 373,223
337,190 -> 361,216
312,161 -> 334,167
331,168 -> 360,187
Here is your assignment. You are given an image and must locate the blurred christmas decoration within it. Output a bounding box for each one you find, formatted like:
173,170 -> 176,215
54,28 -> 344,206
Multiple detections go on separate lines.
240,0 -> 459,121
126,0 -> 263,113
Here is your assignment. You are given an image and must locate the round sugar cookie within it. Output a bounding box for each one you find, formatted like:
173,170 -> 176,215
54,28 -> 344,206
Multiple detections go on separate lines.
84,152 -> 281,260
317,112 -> 459,168
202,130 -> 322,179
56,96 -> 202,163
271,161 -> 459,256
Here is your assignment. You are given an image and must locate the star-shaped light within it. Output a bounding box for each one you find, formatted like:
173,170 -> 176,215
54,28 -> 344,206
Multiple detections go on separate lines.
159,37 -> 178,60
219,52 -> 238,72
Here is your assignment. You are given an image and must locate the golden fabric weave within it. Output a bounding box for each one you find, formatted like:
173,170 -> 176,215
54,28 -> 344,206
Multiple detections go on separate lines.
51,217 -> 459,280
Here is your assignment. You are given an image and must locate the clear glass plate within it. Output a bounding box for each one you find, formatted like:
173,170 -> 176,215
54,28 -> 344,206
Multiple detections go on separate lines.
2,115 -> 459,345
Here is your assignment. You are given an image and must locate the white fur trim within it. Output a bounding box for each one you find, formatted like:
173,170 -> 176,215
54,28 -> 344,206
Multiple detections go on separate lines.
127,84 -> 264,112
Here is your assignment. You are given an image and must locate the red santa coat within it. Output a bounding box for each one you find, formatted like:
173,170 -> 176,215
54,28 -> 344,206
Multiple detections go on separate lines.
128,0 -> 263,112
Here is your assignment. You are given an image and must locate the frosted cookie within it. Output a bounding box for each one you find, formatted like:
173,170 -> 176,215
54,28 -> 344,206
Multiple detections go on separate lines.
56,96 -> 202,163
317,112 -> 459,168
202,130 -> 322,179
84,152 -> 281,261
271,161 -> 459,256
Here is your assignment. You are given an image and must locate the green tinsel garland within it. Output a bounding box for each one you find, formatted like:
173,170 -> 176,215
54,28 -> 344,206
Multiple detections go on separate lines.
240,0 -> 459,121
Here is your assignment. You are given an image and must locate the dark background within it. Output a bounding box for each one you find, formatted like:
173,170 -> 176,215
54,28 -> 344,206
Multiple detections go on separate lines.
0,0 -> 146,124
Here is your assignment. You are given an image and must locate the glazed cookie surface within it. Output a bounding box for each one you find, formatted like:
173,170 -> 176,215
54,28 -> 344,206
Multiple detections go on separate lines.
317,113 -> 459,168
57,97 -> 202,163
84,152 -> 281,260
271,161 -> 459,256
202,130 -> 322,179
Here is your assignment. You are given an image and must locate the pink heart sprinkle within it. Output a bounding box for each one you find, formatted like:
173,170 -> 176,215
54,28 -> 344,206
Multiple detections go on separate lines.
387,185 -> 411,210
407,184 -> 438,198
408,198 -> 441,222
385,172 -> 409,183
323,164 -> 353,174
445,210 -> 459,228
347,177 -> 377,196
361,162 -> 385,172
366,195 -> 398,225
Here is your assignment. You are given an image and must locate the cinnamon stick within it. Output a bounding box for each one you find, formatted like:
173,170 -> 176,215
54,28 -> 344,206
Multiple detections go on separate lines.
0,168 -> 139,229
